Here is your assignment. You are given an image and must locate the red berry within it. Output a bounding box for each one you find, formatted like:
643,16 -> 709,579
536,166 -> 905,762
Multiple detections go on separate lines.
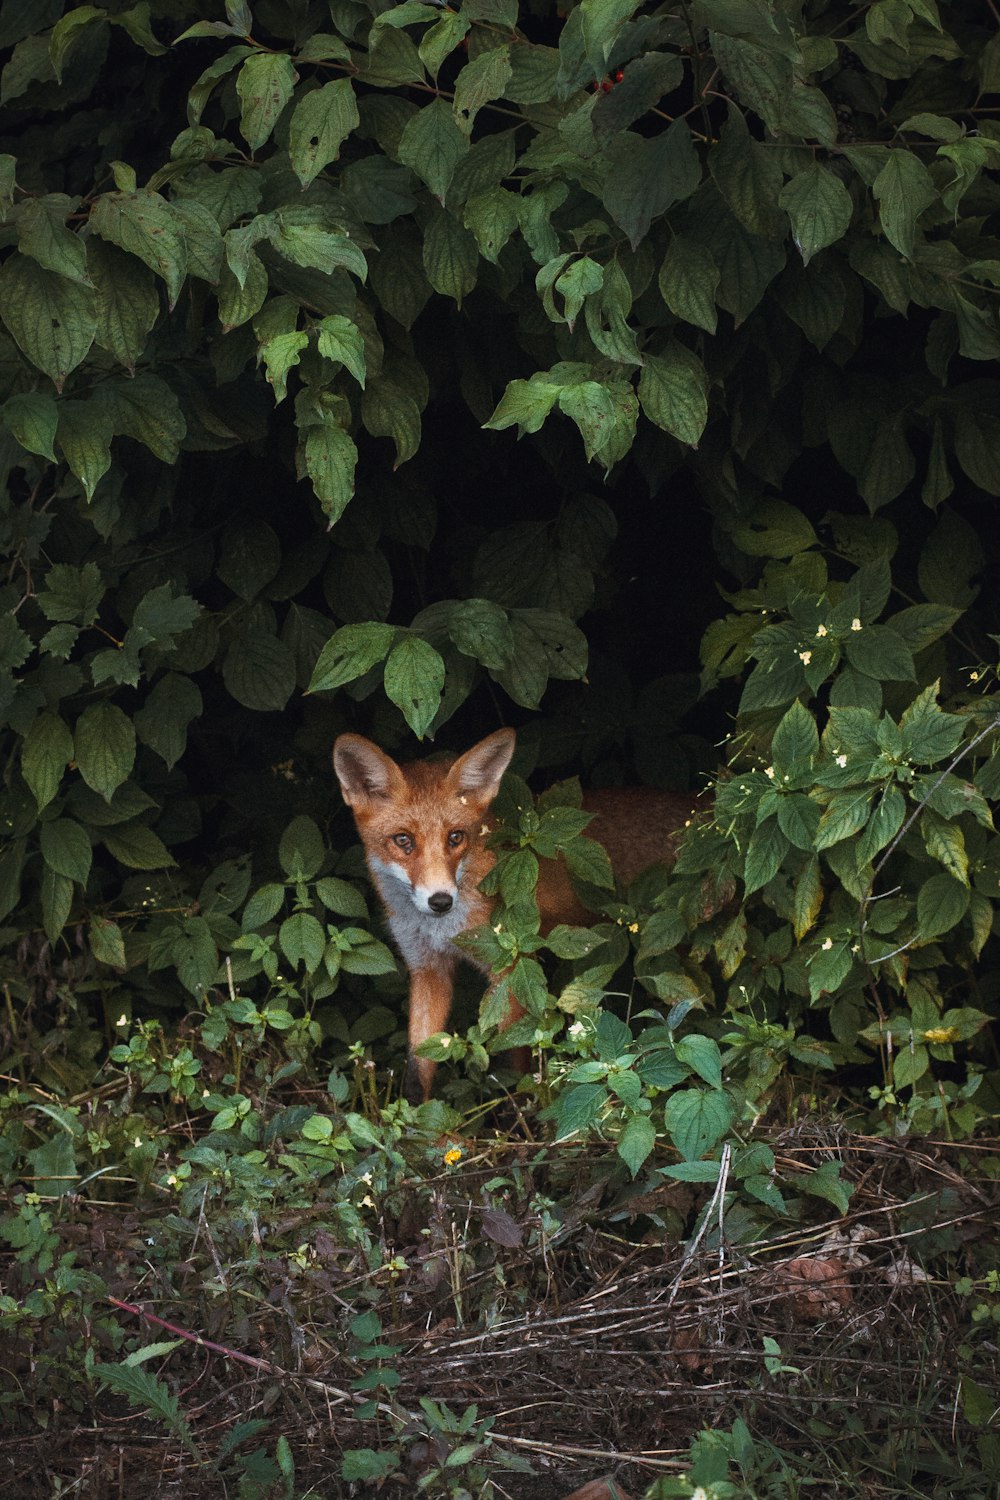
615,69 -> 624,82
601,79 -> 612,92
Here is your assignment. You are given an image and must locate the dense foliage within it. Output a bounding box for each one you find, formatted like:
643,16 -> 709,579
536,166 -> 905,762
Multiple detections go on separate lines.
2,0 -> 1000,1176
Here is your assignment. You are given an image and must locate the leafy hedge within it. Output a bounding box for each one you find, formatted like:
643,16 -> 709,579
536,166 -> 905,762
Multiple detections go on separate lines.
1,0 -> 1000,1125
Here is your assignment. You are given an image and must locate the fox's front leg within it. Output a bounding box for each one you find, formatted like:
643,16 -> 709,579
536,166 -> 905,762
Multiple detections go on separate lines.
404,957 -> 457,1103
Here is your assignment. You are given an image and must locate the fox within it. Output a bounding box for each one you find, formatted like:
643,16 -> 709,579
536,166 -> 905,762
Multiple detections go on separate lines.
333,727 -> 702,1101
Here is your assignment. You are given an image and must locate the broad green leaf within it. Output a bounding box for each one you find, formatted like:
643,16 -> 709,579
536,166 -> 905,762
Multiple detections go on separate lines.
422,204 -> 478,304
383,636 -> 446,738
74,702 -> 136,802
288,79 -> 359,189
362,379 -> 421,467
56,400 -> 113,501
772,700 -> 819,768
675,1034 -> 723,1089
89,917 -> 126,968
463,187 -> 520,264
279,815 -> 325,881
302,418 -> 358,523
603,121 -> 700,248
453,46 -> 512,134
485,376 -> 562,437
280,911 -> 327,972
617,1112 -> 655,1177
93,374 -> 186,463
558,380 -> 617,462
236,50 -> 296,151
0,253 -> 96,389
3,391 -> 58,461
916,872 -> 969,939
843,624 -> 914,682
259,331 -> 308,403
134,674 -> 203,770
87,238 -> 159,372
398,97 -> 468,205
316,314 -> 366,387
779,163 -> 853,265
873,151 -> 937,259
449,598 -> 514,670
638,346 -> 708,447
663,1088 -> 734,1161
40,818 -> 92,886
222,631 -> 296,711
90,189 -> 188,307
22,712 -> 74,811
15,193 -> 88,283
103,822 -> 176,869
41,867 -> 73,943
218,518 -> 281,600
709,107 -> 783,237
581,0 -> 641,69
659,234 -> 719,334
308,622 -> 396,693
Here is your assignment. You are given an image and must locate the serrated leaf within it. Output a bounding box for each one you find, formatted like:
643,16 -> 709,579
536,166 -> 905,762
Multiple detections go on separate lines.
663,1087 -> 733,1161
87,237 -> 160,372
659,234 -> 719,334
74,702 -> 136,802
222,630 -> 296,711
288,79 -> 359,189
316,314 -> 366,387
617,1112 -> 656,1177
89,917 -> 126,968
916,871 -> 969,938
449,598 -> 514,669
603,121 -> 700,248
280,910 -> 326,971
453,45 -> 512,134
873,151 -> 937,260
134,674 -> 203,770
22,712 -> 74,811
279,815 -> 325,881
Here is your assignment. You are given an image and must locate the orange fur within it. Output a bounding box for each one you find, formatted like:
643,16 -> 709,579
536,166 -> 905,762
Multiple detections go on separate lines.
333,729 -> 700,1100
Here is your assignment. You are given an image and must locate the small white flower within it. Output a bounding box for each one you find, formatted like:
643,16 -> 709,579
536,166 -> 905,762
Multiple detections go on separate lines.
117,1014 -> 128,1027
799,650 -> 812,665
568,1021 -> 585,1038
765,766 -> 776,781
816,623 -> 828,637
440,1036 -> 451,1049
851,617 -> 862,632
821,938 -> 833,951
836,754 -> 847,768
134,1136 -> 143,1148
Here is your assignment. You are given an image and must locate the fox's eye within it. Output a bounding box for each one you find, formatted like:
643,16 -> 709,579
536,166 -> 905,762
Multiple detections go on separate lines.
447,830 -> 466,848
392,832 -> 415,853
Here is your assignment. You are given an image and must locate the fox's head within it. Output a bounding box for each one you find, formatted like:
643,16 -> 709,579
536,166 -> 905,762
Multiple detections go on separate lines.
333,729 -> 515,920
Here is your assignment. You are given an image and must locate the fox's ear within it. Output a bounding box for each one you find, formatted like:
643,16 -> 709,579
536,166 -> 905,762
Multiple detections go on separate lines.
447,728 -> 516,804
333,735 -> 405,805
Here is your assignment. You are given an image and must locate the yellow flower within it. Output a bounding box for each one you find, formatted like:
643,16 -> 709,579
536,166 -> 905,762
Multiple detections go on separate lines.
444,1147 -> 462,1166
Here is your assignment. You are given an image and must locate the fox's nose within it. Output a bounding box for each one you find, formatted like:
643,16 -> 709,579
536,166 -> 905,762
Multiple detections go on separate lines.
428,891 -> 453,915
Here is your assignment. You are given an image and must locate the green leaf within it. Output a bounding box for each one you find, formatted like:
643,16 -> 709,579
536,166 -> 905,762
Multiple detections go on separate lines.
89,917 -> 126,968
288,79 -> 359,189
40,818 -> 92,886
709,106 -> 783,237
602,122 -> 700,248
93,374 -> 186,463
308,622 -> 396,693
617,1112 -> 655,1177
659,234 -> 719,334
22,712 -> 74,811
453,45 -> 512,134
218,518 -> 281,600
302,418 -> 358,523
639,346 -> 708,447
102,822 -> 176,870
384,636 -> 446,738
422,204 -> 478,304
449,598 -> 514,670
872,151 -> 937,260
41,867 -> 74,943
581,0 -> 641,69
779,163 -> 853,265
0,253 -> 96,389
3,391 -> 59,460
134,673 -> 203,770
843,624 -> 914,682
663,1088 -> 734,1161
743,819 -> 788,893
279,815 -> 325,881
772,700 -> 819,768
916,872 -> 969,939
675,1034 -> 723,1089
222,631 -> 296,712
87,237 -> 160,372
15,193 -> 88,284
398,97 -> 469,205
361,378 -> 422,466
236,50 -> 296,151
280,911 -> 327,972
90,190 -> 188,308
74,703 -> 136,802
316,314 -> 366,387
493,608 -> 588,708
